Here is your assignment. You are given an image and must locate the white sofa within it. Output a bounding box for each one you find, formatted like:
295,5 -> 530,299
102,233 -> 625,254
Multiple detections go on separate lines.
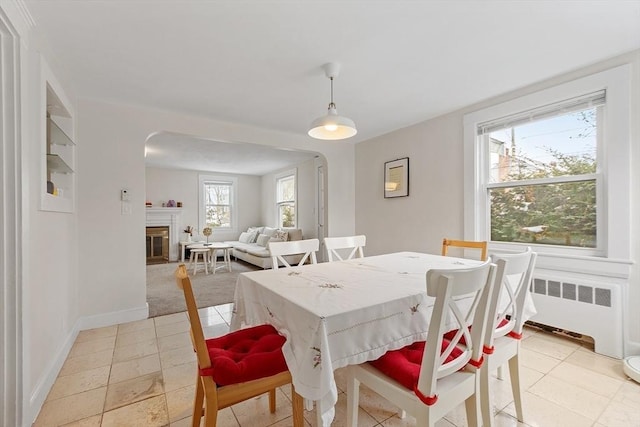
225,227 -> 304,269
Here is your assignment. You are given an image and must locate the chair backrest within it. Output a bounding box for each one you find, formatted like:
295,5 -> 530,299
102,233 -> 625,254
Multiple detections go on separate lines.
441,238 -> 488,261
489,248 -> 537,340
415,259 -> 503,401
269,238 -> 319,269
174,264 -> 212,371
324,235 -> 366,262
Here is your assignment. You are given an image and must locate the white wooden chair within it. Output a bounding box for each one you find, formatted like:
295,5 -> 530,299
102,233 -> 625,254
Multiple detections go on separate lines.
346,259 -> 505,427
268,238 -> 319,269
324,235 -> 366,262
481,248 -> 537,426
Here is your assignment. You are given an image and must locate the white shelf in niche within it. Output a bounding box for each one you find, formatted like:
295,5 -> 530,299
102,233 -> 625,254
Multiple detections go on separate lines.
47,154 -> 73,174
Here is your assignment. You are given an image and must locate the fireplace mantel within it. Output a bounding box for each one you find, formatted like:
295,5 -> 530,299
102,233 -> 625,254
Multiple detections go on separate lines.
146,208 -> 182,261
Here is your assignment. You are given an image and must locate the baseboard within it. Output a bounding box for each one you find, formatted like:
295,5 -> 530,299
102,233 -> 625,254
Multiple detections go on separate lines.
77,303 -> 150,331
25,303 -> 149,425
627,339 -> 640,357
27,321 -> 80,426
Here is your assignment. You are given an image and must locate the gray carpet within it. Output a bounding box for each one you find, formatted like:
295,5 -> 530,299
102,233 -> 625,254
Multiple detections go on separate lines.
146,260 -> 261,317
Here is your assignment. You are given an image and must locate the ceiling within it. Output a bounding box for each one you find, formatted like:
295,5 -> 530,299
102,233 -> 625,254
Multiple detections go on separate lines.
25,1 -> 640,174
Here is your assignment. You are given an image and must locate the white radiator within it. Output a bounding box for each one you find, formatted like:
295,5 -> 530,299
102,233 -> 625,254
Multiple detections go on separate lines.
528,270 -> 624,359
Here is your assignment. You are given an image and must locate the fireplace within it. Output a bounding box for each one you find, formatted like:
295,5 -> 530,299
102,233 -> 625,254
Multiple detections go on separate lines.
145,207 -> 182,261
146,226 -> 169,264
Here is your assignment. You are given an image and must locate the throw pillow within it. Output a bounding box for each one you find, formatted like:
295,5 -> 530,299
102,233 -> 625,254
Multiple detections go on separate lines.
247,226 -> 264,235
256,234 -> 271,247
238,232 -> 253,243
262,227 -> 277,237
274,230 -> 289,241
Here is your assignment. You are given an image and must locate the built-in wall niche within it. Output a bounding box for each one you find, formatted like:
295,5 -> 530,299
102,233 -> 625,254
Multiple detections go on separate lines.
41,79 -> 76,213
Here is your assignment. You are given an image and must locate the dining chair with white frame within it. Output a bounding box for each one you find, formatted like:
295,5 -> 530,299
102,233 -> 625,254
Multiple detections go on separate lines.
268,238 -> 319,269
346,259 -> 506,427
481,247 -> 537,426
324,235 -> 366,262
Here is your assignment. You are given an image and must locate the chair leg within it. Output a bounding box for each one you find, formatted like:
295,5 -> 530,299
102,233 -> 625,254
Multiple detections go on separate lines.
268,388 -> 276,413
464,393 -> 480,427
497,364 -> 505,380
480,365 -> 494,427
202,377 -> 219,427
509,354 -> 525,422
291,385 -> 304,427
192,375 -> 205,427
346,369 -> 360,427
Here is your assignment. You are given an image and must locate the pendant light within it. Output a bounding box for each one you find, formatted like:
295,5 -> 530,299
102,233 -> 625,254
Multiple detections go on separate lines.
308,62 -> 357,140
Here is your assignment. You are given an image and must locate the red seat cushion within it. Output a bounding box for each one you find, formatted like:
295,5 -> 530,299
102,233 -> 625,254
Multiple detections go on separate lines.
199,324 -> 288,386
369,339 -> 464,392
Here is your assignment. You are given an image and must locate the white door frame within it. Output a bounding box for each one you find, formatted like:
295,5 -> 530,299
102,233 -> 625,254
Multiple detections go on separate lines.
0,7 -> 23,427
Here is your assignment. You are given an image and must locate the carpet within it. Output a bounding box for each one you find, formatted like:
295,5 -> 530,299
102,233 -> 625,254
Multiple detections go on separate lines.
146,260 -> 261,317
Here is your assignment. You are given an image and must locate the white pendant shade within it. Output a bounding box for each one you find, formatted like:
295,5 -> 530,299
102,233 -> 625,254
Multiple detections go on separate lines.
308,62 -> 357,141
308,106 -> 357,140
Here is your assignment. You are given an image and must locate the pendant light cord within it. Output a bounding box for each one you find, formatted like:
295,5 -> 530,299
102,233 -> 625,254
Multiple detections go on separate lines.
329,77 -> 336,109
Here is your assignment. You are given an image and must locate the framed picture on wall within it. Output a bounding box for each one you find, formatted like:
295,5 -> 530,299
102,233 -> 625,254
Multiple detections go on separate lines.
384,157 -> 409,198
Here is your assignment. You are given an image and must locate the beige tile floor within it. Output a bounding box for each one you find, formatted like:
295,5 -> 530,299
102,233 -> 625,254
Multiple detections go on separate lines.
34,303 -> 640,427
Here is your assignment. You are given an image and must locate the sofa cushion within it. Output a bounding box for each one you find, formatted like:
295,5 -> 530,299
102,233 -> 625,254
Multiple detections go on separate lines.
256,234 -> 271,247
247,226 -> 264,236
263,227 -> 277,237
239,231 -> 258,243
246,246 -> 271,257
287,229 -> 303,241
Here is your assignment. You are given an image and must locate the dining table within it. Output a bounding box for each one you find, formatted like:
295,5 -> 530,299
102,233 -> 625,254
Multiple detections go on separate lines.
230,251 -> 536,426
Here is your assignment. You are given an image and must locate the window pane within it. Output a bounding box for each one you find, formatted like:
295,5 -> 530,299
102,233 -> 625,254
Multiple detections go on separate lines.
279,204 -> 295,228
205,183 -> 230,204
205,206 -> 231,228
489,108 -> 597,184
277,176 -> 295,202
490,180 -> 596,248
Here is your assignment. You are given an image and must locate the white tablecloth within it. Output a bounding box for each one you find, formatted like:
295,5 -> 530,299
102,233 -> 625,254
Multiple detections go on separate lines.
230,251 -> 535,426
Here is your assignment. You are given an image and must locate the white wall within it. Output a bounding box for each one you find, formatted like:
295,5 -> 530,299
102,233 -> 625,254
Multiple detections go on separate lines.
260,157 -> 320,239
77,98 -> 354,323
145,167 -> 262,241
355,50 -> 640,354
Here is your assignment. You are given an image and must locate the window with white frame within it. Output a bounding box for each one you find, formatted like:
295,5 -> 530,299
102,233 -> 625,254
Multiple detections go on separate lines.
199,175 -> 237,232
482,92 -> 603,249
464,65 -> 631,259
276,170 -> 296,228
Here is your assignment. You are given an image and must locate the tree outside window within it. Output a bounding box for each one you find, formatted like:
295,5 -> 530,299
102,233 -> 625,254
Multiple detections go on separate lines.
276,172 -> 296,228
204,181 -> 232,228
484,105 -> 599,248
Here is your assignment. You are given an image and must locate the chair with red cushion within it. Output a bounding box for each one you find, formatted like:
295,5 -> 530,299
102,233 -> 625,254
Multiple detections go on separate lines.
481,248 -> 537,426
442,238 -> 488,261
346,259 -> 505,427
174,264 -> 304,427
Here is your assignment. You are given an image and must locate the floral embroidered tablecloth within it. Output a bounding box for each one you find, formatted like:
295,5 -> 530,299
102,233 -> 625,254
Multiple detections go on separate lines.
230,251 -> 535,426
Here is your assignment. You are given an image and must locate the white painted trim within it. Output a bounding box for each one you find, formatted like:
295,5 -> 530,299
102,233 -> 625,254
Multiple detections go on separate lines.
198,174 -> 238,234
0,6 -> 23,426
275,168 -> 297,228
76,303 -> 149,331
25,302 -> 148,425
26,326 -> 78,426
464,64 -> 632,262
145,208 -> 182,261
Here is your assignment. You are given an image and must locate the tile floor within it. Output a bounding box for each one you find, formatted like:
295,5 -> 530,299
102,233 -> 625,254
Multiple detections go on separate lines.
34,303 -> 640,427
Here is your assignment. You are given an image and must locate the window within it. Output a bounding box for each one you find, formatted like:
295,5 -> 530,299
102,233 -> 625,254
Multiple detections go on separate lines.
464,65 -> 631,259
482,92 -> 603,248
199,175 -> 237,232
276,170 -> 296,228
